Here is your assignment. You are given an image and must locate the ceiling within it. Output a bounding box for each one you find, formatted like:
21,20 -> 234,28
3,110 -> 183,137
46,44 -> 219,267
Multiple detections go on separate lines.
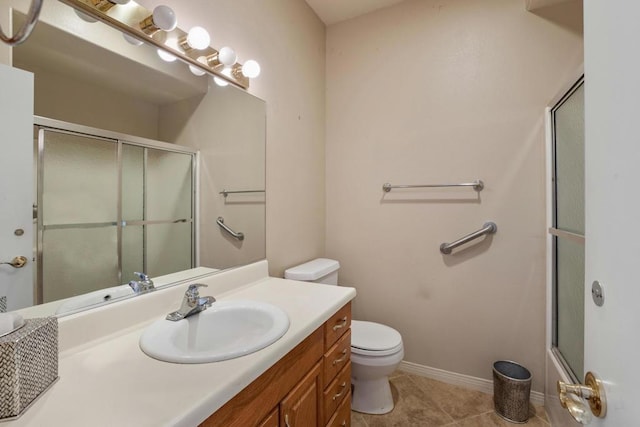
304,0 -> 407,25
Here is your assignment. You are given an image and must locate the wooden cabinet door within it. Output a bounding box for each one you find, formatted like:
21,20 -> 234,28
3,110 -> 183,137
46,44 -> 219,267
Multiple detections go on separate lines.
258,407 -> 279,427
280,362 -> 322,427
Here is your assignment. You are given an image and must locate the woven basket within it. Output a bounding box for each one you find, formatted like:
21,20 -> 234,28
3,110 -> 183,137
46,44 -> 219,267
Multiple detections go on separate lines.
0,317 -> 58,420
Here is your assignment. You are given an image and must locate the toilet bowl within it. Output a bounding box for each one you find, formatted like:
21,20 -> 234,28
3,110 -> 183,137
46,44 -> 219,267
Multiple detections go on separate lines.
284,258 -> 404,414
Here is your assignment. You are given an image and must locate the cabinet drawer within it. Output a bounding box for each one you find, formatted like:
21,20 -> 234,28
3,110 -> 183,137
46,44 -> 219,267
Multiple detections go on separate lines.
323,329 -> 351,388
325,391 -> 351,427
323,361 -> 351,424
324,302 -> 351,350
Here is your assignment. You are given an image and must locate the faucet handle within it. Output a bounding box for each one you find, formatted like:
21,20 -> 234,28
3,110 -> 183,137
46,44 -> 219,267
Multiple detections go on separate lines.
134,272 -> 150,281
186,283 -> 208,297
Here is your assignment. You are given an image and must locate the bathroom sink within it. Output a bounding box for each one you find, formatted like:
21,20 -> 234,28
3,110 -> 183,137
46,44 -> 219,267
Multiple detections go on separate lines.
139,300 -> 290,363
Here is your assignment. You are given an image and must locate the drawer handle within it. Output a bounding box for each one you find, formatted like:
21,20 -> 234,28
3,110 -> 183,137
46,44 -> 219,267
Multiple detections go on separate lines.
332,349 -> 348,366
285,414 -> 291,427
341,422 -> 346,427
332,316 -> 347,331
333,382 -> 347,401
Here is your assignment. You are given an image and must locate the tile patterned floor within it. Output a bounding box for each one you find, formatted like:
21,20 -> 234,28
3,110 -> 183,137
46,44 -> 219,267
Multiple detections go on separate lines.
351,371 -> 549,427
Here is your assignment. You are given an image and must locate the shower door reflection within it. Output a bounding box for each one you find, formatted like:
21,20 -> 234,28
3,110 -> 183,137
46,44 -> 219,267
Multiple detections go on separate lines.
36,121 -> 196,304
550,78 -> 585,381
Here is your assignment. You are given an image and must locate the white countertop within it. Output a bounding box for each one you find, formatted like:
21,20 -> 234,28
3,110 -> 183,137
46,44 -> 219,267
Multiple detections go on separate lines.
6,261 -> 356,426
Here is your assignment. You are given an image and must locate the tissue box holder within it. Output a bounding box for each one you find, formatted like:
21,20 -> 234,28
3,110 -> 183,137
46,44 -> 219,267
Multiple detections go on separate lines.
0,317 -> 58,420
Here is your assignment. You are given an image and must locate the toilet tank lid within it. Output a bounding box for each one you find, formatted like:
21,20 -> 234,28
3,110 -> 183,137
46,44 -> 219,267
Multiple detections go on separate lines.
284,258 -> 340,281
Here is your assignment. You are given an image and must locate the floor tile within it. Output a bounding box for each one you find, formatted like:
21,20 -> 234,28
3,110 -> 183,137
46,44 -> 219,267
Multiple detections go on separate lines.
456,411 -> 550,427
357,375 -> 455,427
350,371 -> 551,426
409,375 -> 494,420
351,411 -> 368,427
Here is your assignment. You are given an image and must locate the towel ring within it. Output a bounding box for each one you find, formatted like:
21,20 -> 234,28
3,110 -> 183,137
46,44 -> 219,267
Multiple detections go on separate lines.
0,0 -> 43,46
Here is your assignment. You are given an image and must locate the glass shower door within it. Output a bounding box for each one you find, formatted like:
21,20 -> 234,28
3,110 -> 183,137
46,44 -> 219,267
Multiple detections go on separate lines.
38,129 -> 119,303
551,78 -> 585,381
121,144 -> 194,282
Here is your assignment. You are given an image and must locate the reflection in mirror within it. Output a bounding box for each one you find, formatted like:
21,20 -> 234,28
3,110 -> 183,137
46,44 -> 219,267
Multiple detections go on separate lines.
1,0 -> 266,316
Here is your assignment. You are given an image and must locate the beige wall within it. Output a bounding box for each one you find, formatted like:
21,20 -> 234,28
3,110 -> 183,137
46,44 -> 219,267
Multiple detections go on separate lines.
325,0 -> 583,392
138,0 -> 327,277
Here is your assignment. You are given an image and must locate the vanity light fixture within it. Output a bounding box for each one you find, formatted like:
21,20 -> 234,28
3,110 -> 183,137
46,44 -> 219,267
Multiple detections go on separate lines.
61,0 -> 261,89
189,65 -> 206,76
123,32 -> 143,46
179,26 -> 210,51
214,68 -> 232,87
74,9 -> 98,22
139,5 -> 177,36
239,59 -> 261,79
218,47 -> 237,67
157,48 -> 177,62
91,0 -> 130,13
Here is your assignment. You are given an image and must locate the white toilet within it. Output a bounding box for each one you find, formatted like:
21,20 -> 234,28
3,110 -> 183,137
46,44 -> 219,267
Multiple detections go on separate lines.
284,258 -> 404,414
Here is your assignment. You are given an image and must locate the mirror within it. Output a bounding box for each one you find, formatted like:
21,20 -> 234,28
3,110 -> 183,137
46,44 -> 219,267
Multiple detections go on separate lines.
1,0 -> 266,316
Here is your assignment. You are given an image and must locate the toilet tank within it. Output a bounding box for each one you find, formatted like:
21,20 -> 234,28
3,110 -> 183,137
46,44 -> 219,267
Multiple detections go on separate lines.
284,258 -> 340,285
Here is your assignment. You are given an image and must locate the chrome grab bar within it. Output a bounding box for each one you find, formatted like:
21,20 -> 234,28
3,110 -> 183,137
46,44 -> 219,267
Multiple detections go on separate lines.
440,222 -> 497,254
219,189 -> 265,198
0,0 -> 43,46
216,217 -> 244,241
383,180 -> 484,193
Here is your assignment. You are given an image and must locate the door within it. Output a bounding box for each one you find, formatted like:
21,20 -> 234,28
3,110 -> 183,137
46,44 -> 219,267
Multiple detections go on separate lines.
579,0 -> 640,425
0,64 -> 33,311
280,362 -> 321,427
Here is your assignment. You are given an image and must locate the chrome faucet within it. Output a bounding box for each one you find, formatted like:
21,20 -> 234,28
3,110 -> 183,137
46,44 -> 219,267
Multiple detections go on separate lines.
166,284 -> 216,321
128,272 -> 155,294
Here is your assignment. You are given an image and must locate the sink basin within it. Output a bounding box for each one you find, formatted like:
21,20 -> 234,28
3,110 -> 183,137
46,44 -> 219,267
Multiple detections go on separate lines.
139,300 -> 290,363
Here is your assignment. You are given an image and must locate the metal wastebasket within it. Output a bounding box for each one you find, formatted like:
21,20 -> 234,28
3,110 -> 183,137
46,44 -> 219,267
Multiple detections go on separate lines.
493,360 -> 532,423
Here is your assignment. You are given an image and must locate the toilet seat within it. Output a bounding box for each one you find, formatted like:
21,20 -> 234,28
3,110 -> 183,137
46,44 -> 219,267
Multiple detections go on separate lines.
351,320 -> 403,356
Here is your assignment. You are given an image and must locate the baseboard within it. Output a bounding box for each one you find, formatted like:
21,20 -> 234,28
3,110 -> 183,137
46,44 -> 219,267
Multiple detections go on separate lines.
398,361 -> 545,406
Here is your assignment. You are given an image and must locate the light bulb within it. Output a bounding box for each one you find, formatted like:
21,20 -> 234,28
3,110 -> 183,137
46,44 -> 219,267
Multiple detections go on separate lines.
153,5 -> 177,31
218,47 -> 237,67
189,65 -> 206,76
241,60 -> 261,79
214,68 -> 232,87
110,0 -> 130,4
140,5 -> 177,35
186,27 -> 210,50
157,49 -> 177,62
123,33 -> 143,46
74,9 -> 98,23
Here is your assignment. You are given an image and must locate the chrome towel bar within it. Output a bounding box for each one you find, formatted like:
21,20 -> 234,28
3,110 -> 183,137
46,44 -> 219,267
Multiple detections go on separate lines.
383,180 -> 484,192
216,217 -> 244,241
440,222 -> 497,254
219,189 -> 265,198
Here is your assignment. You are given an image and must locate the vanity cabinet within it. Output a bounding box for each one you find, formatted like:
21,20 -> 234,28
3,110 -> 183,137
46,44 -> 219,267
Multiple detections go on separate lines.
200,302 -> 351,427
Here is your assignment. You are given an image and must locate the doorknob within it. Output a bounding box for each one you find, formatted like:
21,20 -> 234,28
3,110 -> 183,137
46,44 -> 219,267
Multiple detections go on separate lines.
0,256 -> 28,268
557,371 -> 606,424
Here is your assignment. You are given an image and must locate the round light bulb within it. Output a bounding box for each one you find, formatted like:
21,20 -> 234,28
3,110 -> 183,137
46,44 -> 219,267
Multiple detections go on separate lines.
123,33 -> 143,46
241,60 -> 261,79
189,65 -> 206,76
186,26 -> 210,50
214,68 -> 232,87
157,49 -> 177,62
152,5 -> 177,32
218,47 -> 237,67
74,9 -> 98,23
110,0 -> 130,4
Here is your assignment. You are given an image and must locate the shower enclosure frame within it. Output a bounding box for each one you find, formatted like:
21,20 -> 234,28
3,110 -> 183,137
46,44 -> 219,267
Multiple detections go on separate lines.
33,116 -> 199,304
544,67 -> 585,427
